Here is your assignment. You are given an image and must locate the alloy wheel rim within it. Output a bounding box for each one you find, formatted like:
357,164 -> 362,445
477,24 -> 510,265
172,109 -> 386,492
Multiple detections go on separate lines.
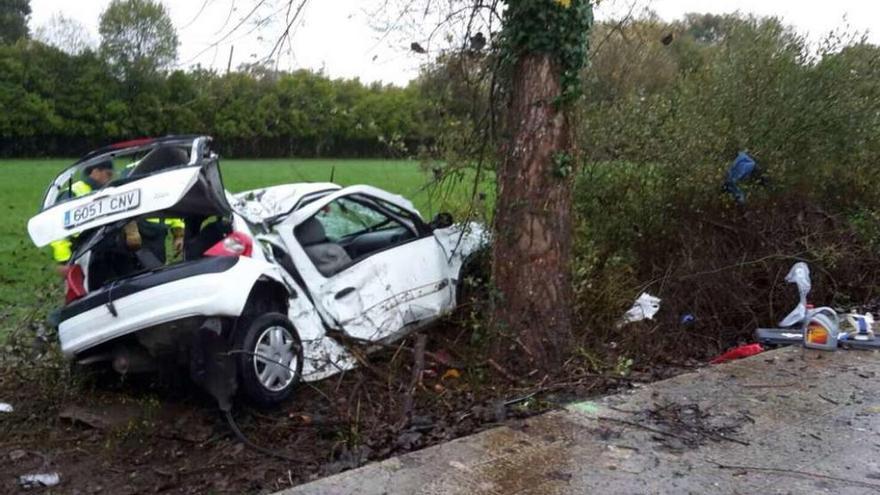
253,325 -> 298,392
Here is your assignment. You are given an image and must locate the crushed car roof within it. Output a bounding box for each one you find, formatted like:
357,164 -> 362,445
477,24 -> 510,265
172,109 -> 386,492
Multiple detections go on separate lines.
231,183 -> 343,223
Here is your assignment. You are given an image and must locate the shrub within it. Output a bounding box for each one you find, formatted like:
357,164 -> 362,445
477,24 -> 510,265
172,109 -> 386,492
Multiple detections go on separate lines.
572,14 -> 880,365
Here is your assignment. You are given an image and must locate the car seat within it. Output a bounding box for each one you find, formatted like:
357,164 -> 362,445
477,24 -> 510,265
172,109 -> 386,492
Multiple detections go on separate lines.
294,217 -> 351,276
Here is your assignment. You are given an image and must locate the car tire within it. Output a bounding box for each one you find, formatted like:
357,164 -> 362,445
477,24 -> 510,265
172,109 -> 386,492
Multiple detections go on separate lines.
233,313 -> 304,407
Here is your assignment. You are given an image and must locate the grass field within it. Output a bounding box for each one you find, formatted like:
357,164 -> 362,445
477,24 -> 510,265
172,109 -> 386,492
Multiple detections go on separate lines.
0,158 -> 484,337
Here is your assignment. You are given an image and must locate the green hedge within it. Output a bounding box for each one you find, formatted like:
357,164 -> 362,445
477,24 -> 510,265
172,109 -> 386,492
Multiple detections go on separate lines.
0,40 -> 433,158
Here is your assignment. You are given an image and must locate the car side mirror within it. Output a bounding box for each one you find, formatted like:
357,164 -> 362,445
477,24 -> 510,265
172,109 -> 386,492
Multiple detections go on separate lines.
430,212 -> 454,229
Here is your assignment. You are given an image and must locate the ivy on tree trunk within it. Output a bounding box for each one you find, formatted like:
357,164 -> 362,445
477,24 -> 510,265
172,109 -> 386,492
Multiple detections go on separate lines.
492,0 -> 592,371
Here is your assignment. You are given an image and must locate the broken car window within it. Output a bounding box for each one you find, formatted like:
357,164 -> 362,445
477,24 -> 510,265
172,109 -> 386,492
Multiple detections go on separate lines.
318,198 -> 395,242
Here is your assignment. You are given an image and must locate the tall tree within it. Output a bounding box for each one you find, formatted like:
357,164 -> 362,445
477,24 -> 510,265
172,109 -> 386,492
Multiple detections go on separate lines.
192,0 -> 593,370
0,0 -> 30,44
99,0 -> 178,78
277,0 -> 591,370
492,0 -> 592,370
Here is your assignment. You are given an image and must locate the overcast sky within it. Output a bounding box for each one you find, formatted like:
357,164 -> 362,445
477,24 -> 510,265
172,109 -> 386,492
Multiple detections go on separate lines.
28,0 -> 880,86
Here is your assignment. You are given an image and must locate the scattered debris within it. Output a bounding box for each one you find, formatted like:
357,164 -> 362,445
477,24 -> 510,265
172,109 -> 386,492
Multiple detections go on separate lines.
441,369 -> 461,381
0,402 -> 12,413
429,349 -> 453,366
803,307 -> 840,351
779,262 -> 811,327
841,313 -> 875,341
8,449 -> 27,461
644,402 -> 750,448
710,343 -> 764,364
722,151 -> 761,205
19,472 -> 61,489
618,293 -> 661,327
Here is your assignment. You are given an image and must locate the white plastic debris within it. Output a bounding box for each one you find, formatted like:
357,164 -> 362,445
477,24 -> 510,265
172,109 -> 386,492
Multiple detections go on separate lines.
0,402 -> 12,413
618,293 -> 661,327
779,262 -> 811,327
19,472 -> 61,489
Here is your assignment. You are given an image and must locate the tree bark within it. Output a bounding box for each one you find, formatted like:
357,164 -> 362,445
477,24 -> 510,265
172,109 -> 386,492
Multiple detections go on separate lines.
492,51 -> 573,371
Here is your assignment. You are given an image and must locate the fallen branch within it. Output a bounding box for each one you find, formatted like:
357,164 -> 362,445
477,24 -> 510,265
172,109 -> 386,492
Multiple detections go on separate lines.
400,334 -> 427,426
707,459 -> 880,492
327,330 -> 454,368
597,416 -> 749,447
596,416 -> 692,442
705,432 -> 750,447
487,358 -> 519,383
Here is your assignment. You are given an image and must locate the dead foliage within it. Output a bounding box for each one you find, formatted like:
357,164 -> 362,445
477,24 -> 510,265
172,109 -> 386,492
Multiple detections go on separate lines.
575,175 -> 880,371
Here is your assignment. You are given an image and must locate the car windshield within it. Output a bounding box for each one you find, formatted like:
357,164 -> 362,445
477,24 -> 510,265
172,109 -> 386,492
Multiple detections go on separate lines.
40,137 -> 202,211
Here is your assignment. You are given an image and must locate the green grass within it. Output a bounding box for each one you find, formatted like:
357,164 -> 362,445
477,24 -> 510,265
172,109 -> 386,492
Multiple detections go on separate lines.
0,158 -> 487,338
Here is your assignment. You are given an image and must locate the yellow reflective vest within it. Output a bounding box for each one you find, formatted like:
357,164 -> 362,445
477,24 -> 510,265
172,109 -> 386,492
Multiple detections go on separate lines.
50,180 -> 94,262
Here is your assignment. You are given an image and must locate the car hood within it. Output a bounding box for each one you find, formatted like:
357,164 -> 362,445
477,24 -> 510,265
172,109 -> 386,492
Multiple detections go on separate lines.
28,162 -> 231,247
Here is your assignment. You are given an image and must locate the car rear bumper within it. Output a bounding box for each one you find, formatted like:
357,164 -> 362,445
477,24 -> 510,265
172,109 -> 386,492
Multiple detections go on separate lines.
58,256 -> 266,358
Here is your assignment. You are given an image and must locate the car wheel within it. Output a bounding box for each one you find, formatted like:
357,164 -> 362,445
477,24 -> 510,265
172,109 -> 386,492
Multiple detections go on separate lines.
234,313 -> 303,407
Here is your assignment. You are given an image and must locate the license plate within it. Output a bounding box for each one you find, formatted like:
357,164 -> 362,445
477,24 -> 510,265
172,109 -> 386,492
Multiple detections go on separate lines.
63,189 -> 141,229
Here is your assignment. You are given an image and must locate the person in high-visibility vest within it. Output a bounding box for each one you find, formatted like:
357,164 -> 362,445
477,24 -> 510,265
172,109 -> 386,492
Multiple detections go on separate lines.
52,158 -> 186,279
138,216 -> 185,264
50,160 -> 118,275
123,156 -> 185,264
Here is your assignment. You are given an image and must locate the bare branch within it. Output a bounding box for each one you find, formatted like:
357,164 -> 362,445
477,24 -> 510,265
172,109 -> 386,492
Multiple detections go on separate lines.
266,0 -> 309,62
180,0 -> 215,30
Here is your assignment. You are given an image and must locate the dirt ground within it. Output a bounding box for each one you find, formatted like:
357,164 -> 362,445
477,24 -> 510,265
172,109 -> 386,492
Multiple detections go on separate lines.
0,319 -> 694,495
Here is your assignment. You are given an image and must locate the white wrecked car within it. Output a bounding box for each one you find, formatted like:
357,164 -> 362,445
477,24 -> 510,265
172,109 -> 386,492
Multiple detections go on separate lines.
28,135 -> 487,407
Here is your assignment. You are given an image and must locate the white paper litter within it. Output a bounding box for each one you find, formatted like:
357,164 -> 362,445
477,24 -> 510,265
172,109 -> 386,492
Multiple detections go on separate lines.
19,472 -> 61,488
0,402 -> 12,413
779,262 -> 811,327
618,293 -> 661,327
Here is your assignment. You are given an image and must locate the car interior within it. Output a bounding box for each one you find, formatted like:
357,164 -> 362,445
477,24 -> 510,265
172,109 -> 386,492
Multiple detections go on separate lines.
294,196 -> 417,277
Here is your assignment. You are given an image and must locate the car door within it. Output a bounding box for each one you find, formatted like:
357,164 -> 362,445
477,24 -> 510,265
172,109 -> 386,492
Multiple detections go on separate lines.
278,189 -> 453,342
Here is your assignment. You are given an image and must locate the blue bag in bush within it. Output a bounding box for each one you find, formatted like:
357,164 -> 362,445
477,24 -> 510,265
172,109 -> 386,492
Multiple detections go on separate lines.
723,151 -> 757,204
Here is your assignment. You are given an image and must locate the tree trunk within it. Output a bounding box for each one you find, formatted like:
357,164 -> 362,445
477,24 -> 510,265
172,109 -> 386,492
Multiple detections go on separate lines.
492,51 -> 573,372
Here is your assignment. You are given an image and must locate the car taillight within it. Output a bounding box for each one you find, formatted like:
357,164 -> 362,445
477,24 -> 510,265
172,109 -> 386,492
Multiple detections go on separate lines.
65,264 -> 86,303
204,231 -> 253,258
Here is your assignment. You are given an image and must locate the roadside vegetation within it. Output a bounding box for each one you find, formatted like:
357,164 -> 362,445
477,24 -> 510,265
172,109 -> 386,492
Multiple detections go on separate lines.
570,13 -> 880,366
0,44 -> 433,158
